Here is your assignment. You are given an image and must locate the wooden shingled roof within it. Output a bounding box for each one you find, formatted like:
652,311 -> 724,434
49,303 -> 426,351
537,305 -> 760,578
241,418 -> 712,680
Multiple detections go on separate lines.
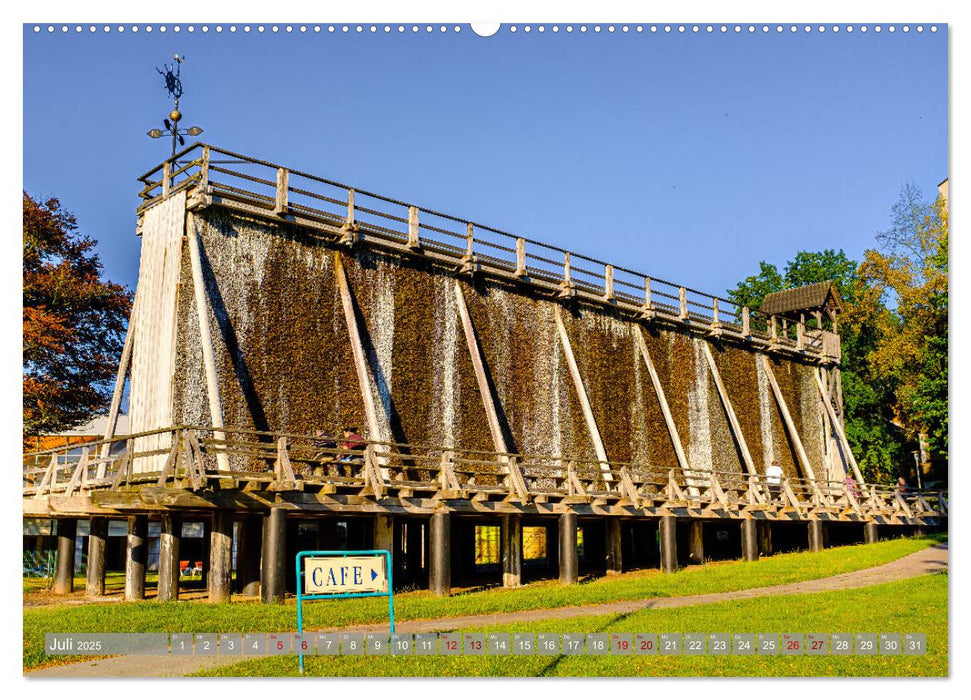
759,280 -> 844,316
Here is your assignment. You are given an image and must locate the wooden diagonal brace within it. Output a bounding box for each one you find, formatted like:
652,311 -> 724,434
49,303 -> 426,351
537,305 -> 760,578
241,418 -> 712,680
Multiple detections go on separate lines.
183,430 -> 206,490
782,479 -> 804,516
619,467 -> 641,508
761,355 -> 817,482
439,451 -> 461,491
34,455 -> 57,499
709,471 -> 729,508
65,448 -> 89,498
554,306 -> 611,479
110,452 -> 130,490
635,328 -> 691,480
666,468 -> 687,502
363,445 -> 386,499
894,491 -> 914,518
814,371 -> 865,486
746,474 -> 768,505
702,343 -> 757,476
505,456 -> 530,502
156,440 -> 182,487
275,437 -> 297,482
566,461 -> 587,497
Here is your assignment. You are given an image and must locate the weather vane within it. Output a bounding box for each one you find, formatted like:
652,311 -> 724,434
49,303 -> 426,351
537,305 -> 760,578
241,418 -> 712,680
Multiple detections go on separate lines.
146,54 -> 204,157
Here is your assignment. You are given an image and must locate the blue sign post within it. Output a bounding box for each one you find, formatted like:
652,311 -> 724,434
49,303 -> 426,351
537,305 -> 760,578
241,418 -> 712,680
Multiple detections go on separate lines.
295,549 -> 395,674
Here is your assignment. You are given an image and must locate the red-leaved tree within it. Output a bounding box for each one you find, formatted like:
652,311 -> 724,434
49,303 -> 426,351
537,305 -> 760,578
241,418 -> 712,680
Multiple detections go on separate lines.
23,193 -> 132,437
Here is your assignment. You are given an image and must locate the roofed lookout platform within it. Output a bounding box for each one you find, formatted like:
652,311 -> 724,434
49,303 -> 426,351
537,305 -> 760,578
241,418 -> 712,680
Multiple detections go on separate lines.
23,144 -> 946,603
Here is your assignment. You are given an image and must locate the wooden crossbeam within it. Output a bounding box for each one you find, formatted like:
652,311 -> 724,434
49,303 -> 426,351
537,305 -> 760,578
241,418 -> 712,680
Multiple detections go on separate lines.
186,215 -> 231,473
813,371 -> 865,486
760,355 -> 817,482
702,343 -> 757,476
554,306 -> 611,479
334,253 -> 390,477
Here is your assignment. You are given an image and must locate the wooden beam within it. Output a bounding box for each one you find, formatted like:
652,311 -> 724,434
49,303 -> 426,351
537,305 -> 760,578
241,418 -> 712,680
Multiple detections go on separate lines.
813,371 -> 866,486
333,253 -> 389,473
760,355 -> 816,482
701,343 -> 757,476
453,280 -> 508,455
634,327 -> 690,474
274,168 -> 289,215
100,300 -> 137,462
186,214 -> 230,472
554,306 -> 610,477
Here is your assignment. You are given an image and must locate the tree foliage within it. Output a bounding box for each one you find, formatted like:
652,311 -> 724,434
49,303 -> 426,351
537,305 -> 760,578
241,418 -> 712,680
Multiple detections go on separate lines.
725,183 -> 948,482
23,193 -> 132,436
858,184 -> 948,457
728,250 -> 908,483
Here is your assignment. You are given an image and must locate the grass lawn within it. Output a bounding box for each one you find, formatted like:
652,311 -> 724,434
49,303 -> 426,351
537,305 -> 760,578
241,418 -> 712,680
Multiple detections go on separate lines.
195,572 -> 948,677
23,534 -> 944,671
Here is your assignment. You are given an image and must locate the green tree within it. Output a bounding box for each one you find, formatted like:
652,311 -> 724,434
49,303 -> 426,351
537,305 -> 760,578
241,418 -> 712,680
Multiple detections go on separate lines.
23,193 -> 132,437
728,249 -> 909,484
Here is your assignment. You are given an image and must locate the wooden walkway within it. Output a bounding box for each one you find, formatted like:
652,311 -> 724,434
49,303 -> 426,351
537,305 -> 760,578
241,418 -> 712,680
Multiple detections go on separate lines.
23,425 -> 946,525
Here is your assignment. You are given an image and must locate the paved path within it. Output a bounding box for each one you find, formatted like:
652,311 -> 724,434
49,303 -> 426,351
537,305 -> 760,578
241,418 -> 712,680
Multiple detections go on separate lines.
27,542 -> 947,678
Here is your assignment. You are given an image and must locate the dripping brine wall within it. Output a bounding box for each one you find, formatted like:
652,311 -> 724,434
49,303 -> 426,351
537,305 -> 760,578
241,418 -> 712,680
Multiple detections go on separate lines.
169,207 -> 825,481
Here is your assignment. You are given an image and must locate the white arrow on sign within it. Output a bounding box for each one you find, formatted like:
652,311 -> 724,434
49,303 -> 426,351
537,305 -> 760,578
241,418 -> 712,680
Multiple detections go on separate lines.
304,555 -> 388,595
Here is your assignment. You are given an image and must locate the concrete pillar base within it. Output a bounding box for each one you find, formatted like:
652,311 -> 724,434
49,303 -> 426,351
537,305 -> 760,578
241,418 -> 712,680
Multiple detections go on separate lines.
54,518 -> 77,595
429,511 -> 451,596
125,515 -> 148,601
86,517 -> 108,598
559,512 -> 578,585
660,515 -> 677,573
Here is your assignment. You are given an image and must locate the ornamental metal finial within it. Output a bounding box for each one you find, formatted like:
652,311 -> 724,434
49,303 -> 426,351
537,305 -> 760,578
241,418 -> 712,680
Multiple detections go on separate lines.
146,54 -> 204,157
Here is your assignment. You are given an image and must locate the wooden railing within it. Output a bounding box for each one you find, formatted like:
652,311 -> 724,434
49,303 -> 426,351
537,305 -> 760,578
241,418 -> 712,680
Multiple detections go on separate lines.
23,425 -> 946,520
134,143 -> 841,363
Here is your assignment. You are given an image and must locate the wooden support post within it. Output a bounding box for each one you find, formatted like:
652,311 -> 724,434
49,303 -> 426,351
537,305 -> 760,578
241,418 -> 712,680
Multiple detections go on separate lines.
558,512 -> 578,585
808,519 -> 825,553
346,189 -> 356,228
813,372 -> 865,486
770,315 -> 778,341
555,307 -> 611,477
429,510 -> 451,597
605,519 -> 622,575
660,515 -> 678,573
702,343 -> 757,475
199,144 -> 210,191
235,516 -> 262,597
407,206 -> 421,249
864,521 -> 879,545
157,513 -> 181,603
261,507 -> 287,604
162,161 -> 171,198
374,514 -> 394,553
209,511 -> 233,603
640,278 -> 655,318
125,515 -> 148,601
757,521 -> 773,557
85,516 -> 108,598
515,237 -> 527,277
741,519 -> 759,561
501,514 -> 523,587
334,254 -> 389,472
635,328 -> 691,476
186,215 -> 230,472
742,306 -> 751,337
453,280 -> 508,455
604,264 -> 615,301
54,519 -> 77,595
796,321 -> 805,350
761,356 -> 817,482
274,167 -> 289,215
688,520 -> 704,564
679,287 -> 688,319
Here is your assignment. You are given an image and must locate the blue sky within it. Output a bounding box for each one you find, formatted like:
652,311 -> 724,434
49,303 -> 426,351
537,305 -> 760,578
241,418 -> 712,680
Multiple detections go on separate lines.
23,24 -> 947,298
